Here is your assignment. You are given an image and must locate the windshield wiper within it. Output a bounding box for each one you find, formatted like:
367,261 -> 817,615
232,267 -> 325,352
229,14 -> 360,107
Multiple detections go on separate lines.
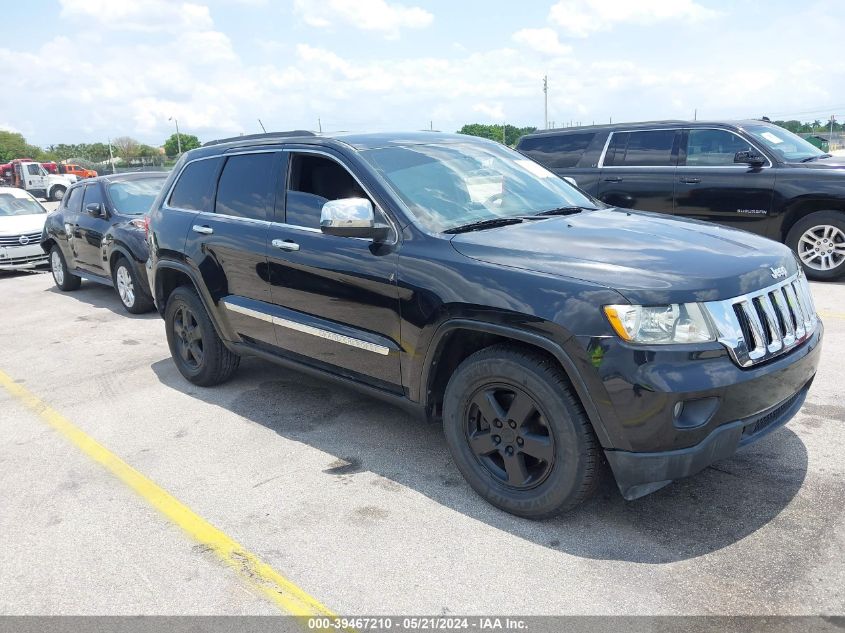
801,154 -> 832,163
443,217 -> 524,234
535,205 -> 595,216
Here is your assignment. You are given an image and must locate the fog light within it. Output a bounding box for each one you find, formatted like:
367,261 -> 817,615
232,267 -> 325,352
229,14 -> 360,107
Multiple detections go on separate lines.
673,397 -> 720,429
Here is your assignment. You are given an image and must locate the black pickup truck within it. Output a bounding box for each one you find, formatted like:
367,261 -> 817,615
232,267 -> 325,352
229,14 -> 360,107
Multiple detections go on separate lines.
146,131 -> 821,518
518,120 -> 845,280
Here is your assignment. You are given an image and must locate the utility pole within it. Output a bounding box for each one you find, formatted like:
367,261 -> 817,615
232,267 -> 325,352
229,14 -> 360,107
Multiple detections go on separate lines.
169,117 -> 181,155
107,137 -> 115,174
694,108 -> 697,121
543,75 -> 548,130
258,119 -> 267,133
502,123 -> 506,145
318,117 -> 322,133
831,115 -> 836,144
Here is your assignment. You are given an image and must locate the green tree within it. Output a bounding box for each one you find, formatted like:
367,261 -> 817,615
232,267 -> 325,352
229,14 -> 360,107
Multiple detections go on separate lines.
164,133 -> 201,157
457,123 -> 538,147
0,130 -> 44,163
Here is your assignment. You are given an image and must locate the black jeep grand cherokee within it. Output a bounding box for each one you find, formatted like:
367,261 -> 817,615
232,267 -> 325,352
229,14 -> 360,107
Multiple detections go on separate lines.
518,120 -> 845,280
147,131 -> 822,518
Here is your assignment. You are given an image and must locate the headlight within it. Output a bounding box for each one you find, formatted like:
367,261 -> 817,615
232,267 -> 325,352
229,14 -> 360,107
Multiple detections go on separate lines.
603,303 -> 716,344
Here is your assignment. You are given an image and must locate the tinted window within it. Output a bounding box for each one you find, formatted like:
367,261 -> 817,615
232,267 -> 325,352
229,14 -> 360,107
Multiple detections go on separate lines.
64,186 -> 83,213
286,154 -> 368,229
26,163 -> 41,176
686,129 -> 753,166
168,158 -> 222,211
215,153 -> 276,221
604,130 -> 676,167
519,132 -> 595,168
82,183 -> 106,208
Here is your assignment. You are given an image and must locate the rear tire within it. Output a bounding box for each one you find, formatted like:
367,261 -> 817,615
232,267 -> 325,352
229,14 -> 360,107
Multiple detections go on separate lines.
442,344 -> 600,519
50,245 -> 81,291
50,186 -> 66,202
165,286 -> 240,386
113,256 -> 153,314
786,211 -> 845,281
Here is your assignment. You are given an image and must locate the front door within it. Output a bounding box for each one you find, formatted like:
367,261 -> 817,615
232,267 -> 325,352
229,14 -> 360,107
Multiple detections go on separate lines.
266,149 -> 402,391
674,128 -> 776,233
597,128 -> 679,213
72,182 -> 108,274
23,163 -> 48,195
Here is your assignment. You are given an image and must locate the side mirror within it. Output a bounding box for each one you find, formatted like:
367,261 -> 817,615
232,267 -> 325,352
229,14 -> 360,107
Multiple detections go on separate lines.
320,198 -> 389,241
734,150 -> 766,167
86,202 -> 104,217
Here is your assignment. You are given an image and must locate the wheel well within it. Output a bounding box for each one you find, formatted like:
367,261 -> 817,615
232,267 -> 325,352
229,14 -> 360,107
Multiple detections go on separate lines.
425,328 -> 569,420
155,267 -> 195,314
782,203 -> 845,242
40,237 -> 56,255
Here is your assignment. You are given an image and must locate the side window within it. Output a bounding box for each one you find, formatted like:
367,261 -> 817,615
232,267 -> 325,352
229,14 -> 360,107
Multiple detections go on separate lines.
604,130 -> 677,167
26,164 -> 41,176
168,158 -> 222,211
685,129 -> 754,167
64,186 -> 83,213
519,133 -> 595,169
82,183 -> 105,208
214,153 -> 276,221
285,154 -> 369,229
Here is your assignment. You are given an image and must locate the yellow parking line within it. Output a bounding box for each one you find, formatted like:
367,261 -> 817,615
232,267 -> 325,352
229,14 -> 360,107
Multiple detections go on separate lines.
819,310 -> 845,321
0,369 -> 336,619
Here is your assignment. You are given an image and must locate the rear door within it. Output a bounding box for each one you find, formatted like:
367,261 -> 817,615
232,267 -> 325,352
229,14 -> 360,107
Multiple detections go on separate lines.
72,182 -> 109,274
178,152 -> 280,349
265,148 -> 402,390
674,128 -> 776,232
597,129 -> 679,213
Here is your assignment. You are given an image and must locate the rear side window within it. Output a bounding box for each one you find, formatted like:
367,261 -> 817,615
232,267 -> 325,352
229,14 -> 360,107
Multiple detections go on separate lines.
214,153 -> 277,221
519,133 -> 595,168
604,130 -> 677,167
64,186 -> 83,213
168,158 -> 222,211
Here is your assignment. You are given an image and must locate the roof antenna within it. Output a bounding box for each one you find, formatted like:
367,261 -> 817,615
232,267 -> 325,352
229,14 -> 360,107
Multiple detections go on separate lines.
258,119 -> 267,133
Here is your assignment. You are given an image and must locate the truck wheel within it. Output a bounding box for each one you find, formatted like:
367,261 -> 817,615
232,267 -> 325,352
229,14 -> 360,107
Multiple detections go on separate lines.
50,245 -> 81,291
165,286 -> 240,386
442,344 -> 600,519
49,186 -> 66,202
113,257 -> 154,314
787,211 -> 845,281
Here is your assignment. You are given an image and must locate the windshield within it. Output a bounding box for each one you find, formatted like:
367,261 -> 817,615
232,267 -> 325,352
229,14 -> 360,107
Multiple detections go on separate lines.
744,124 -> 826,162
0,193 -> 47,217
107,177 -> 166,215
360,141 -> 600,233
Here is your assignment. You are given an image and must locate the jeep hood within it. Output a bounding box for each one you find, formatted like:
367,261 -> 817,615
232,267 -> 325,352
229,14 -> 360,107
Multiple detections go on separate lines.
449,208 -> 798,305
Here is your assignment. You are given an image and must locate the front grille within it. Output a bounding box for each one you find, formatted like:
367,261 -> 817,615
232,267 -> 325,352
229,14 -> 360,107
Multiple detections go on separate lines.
0,231 -> 42,246
704,272 -> 818,367
741,388 -> 805,441
0,252 -> 48,266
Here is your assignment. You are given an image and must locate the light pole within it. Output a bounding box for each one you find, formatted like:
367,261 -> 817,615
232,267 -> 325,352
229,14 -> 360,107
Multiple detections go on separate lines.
168,117 -> 181,155
543,75 -> 548,130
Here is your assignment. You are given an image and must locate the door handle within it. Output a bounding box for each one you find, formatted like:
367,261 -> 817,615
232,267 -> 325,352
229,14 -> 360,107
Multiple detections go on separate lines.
272,239 -> 300,252
680,177 -> 701,184
603,176 -> 623,182
192,225 -> 213,235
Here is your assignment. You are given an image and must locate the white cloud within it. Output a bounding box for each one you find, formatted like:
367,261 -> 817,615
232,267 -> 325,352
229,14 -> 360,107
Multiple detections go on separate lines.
473,103 -> 506,121
549,0 -> 719,37
293,0 -> 433,39
58,0 -> 214,33
512,28 -> 572,56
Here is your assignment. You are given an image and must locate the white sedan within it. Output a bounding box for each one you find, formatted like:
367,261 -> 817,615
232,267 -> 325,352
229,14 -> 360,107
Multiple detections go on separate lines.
0,187 -> 50,270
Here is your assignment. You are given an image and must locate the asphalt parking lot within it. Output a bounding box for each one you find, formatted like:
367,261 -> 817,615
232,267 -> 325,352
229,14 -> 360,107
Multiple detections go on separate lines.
1,218 -> 844,615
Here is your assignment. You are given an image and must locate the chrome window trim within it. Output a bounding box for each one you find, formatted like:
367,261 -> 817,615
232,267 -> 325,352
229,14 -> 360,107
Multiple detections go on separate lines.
597,127 -> 772,169
223,300 -> 390,355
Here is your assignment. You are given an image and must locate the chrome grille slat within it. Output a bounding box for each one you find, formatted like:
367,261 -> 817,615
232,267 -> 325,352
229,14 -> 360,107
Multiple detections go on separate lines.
704,271 -> 818,367
0,231 -> 42,246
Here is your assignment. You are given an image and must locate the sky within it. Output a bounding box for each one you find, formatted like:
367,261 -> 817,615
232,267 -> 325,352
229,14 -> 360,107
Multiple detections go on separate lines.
2,0 -> 844,147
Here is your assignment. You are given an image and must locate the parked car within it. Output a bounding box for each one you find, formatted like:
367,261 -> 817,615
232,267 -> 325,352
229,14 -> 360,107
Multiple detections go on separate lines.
0,187 -> 50,270
517,120 -> 845,281
41,172 -> 168,313
146,131 -> 821,518
42,162 -> 97,180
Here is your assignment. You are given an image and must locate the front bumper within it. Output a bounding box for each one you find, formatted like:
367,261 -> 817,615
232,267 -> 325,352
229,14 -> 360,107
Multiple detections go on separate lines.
0,244 -> 49,270
605,377 -> 812,499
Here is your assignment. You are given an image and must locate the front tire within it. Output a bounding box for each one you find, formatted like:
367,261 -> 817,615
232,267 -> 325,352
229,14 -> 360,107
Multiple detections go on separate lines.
113,256 -> 153,314
50,245 -> 81,291
442,345 -> 600,519
164,286 -> 240,386
786,211 -> 845,281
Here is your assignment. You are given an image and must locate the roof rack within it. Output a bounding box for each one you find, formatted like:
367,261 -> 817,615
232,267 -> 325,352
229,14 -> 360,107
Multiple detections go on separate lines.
203,130 -> 316,147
